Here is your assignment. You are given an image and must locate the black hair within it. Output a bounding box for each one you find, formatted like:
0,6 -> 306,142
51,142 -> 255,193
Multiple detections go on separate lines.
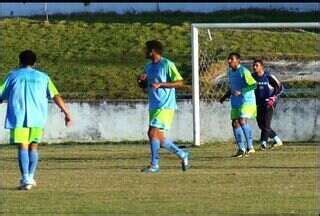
227,52 -> 240,60
253,58 -> 264,66
145,40 -> 163,55
19,50 -> 36,66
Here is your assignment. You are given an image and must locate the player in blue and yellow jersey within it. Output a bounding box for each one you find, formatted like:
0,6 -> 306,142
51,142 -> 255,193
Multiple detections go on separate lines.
0,50 -> 72,190
220,53 -> 257,157
252,59 -> 283,150
138,40 -> 189,173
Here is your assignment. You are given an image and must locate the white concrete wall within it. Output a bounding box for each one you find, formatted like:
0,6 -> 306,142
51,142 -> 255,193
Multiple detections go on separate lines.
0,98 -> 318,144
0,3 -> 318,17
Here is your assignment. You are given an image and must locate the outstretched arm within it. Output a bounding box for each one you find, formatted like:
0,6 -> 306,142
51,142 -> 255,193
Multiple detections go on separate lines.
53,95 -> 72,127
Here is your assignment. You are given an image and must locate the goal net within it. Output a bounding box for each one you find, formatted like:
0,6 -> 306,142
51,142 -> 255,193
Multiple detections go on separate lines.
192,23 -> 319,146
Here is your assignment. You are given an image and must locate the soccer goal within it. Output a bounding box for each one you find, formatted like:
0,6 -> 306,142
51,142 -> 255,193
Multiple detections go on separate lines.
191,22 -> 319,146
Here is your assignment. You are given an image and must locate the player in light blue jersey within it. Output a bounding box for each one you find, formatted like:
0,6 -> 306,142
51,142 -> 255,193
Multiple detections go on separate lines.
220,53 -> 257,157
138,40 -> 189,173
0,50 -> 72,190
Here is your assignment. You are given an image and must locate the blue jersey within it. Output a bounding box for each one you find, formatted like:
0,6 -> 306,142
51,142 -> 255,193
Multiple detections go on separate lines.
145,57 -> 183,110
0,67 -> 59,129
252,70 -> 283,106
227,64 -> 256,108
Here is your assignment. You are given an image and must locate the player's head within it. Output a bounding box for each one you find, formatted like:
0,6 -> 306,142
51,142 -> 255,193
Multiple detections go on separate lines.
253,58 -> 264,75
227,52 -> 240,70
145,40 -> 163,59
19,50 -> 37,67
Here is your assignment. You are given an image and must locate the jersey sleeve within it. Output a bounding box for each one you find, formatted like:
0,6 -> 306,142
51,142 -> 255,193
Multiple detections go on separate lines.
168,61 -> 183,82
268,73 -> 283,97
47,78 -> 59,99
241,69 -> 257,94
0,77 -> 10,101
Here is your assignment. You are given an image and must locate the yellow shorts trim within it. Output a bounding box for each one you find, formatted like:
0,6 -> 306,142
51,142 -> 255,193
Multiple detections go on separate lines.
149,109 -> 175,131
10,127 -> 43,144
231,104 -> 257,120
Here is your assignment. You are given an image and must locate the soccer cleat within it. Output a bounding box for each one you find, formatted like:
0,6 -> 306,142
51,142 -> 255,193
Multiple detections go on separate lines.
18,183 -> 32,191
247,148 -> 255,154
272,138 -> 283,148
24,184 -> 33,190
181,151 -> 190,171
260,145 -> 267,151
272,143 -> 283,148
232,150 -> 247,158
141,165 -> 160,173
30,179 -> 37,187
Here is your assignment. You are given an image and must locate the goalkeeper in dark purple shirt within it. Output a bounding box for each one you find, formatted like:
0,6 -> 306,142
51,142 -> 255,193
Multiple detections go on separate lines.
252,59 -> 283,150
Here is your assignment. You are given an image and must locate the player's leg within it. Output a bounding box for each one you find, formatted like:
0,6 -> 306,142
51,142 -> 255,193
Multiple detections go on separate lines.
143,126 -> 160,172
11,128 -> 31,189
231,119 -> 246,157
264,106 -> 282,147
256,106 -> 267,150
159,129 -> 189,171
239,117 -> 254,153
156,109 -> 189,170
28,127 -> 43,186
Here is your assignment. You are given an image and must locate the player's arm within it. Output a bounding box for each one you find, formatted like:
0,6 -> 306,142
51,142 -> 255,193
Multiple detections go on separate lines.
268,74 -> 283,97
219,88 -> 231,104
53,96 -> 72,127
47,78 -> 72,127
152,61 -> 183,89
137,73 -> 148,93
241,69 -> 257,94
264,73 -> 283,109
0,76 -> 10,103
153,80 -> 183,89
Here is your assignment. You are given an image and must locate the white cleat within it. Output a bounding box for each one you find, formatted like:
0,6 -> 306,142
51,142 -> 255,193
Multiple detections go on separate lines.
272,137 -> 283,148
24,184 -> 33,190
247,148 -> 255,154
30,179 -> 37,187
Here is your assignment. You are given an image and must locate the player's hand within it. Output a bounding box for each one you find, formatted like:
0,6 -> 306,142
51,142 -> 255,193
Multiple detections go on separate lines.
64,113 -> 72,127
138,74 -> 147,81
152,83 -> 161,89
232,90 -> 241,96
137,74 -> 148,89
265,96 -> 276,110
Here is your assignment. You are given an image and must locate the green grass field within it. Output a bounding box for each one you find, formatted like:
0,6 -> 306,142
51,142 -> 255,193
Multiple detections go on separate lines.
0,10 -> 318,99
0,142 -> 317,215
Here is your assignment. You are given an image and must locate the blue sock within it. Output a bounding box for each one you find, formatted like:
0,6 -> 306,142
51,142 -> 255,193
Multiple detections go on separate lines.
241,123 -> 253,150
150,139 -> 160,167
18,148 -> 30,184
162,139 -> 186,159
29,149 -> 39,180
233,127 -> 246,152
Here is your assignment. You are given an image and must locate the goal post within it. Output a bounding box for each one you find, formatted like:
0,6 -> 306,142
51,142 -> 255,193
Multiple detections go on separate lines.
191,22 -> 320,146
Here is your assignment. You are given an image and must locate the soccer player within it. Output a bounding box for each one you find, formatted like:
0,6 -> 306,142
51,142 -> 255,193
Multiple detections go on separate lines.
138,40 -> 189,173
252,59 -> 283,150
0,50 -> 71,190
220,53 -> 257,157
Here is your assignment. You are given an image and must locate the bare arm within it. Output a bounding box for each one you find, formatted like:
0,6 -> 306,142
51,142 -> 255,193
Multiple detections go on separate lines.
152,80 -> 184,89
53,95 -> 72,127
